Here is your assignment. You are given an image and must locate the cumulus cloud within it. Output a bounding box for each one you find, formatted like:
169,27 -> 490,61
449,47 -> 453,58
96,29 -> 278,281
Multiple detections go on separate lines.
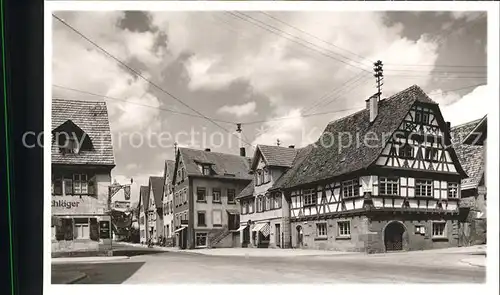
252,108 -> 304,146
217,101 -> 257,117
440,85 -> 489,126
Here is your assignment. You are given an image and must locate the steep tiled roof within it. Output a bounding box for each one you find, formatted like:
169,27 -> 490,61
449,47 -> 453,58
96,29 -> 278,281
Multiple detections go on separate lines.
281,85 -> 465,189
451,119 -> 485,189
139,185 -> 149,211
164,160 -> 176,182
237,179 -> 255,199
52,99 -> 115,166
178,147 -> 252,180
253,145 -> 299,168
149,176 -> 164,208
271,144 -> 314,191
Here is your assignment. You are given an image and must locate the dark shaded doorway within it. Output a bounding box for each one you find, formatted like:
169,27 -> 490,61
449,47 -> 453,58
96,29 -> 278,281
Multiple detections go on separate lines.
384,221 -> 406,251
296,225 -> 303,248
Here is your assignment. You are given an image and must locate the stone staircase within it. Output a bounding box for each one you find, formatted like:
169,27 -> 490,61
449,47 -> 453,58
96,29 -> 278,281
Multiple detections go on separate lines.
208,225 -> 230,248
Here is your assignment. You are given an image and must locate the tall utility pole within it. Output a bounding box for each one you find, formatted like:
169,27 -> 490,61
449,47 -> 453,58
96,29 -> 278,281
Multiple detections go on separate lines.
374,60 -> 384,100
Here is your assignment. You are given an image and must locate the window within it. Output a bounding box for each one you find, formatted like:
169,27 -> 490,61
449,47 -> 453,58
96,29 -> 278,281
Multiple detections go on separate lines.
53,177 -> 62,195
448,183 -> 459,199
425,147 -> 438,161
275,194 -> 282,209
259,170 -> 265,185
212,210 -> 222,226
183,212 -> 187,222
227,189 -> 236,204
263,168 -> 270,183
213,188 -> 221,203
316,223 -> 327,238
63,178 -> 73,195
415,109 -> 430,125
379,177 -> 399,196
196,233 -> 208,247
256,170 -> 264,186
399,144 -> 414,158
197,187 -> 206,202
415,179 -> 433,197
249,199 -> 254,213
304,188 -> 316,206
197,211 -> 206,226
338,221 -> 351,237
265,195 -> 271,211
202,165 -> 211,176
342,179 -> 360,198
432,222 -> 446,238
73,174 -> 88,194
51,226 -> 56,240
74,218 -> 90,239
61,136 -> 79,154
241,201 -> 248,215
254,173 -> 259,186
256,196 -> 264,212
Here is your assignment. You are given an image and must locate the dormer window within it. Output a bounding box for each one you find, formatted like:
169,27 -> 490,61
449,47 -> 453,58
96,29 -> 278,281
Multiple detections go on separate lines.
202,164 -> 211,176
263,168 -> 270,183
60,136 -> 79,154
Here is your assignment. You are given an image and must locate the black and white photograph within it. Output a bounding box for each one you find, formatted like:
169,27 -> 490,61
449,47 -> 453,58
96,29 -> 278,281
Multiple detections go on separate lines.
46,1 -> 498,291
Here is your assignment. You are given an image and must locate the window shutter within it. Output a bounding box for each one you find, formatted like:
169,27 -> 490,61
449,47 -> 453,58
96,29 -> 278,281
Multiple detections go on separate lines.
64,179 -> 73,195
63,218 -> 73,241
90,218 -> 99,241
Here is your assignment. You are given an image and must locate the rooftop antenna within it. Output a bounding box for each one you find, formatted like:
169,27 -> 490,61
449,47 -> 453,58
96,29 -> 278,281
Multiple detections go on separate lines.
374,60 -> 384,100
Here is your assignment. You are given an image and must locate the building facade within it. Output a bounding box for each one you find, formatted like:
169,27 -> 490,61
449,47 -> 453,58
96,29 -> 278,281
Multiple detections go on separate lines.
452,115 -> 487,246
147,176 -> 165,244
162,160 -> 176,246
138,185 -> 149,244
236,145 -> 307,248
51,99 -> 115,256
172,147 -> 252,249
277,86 -> 467,253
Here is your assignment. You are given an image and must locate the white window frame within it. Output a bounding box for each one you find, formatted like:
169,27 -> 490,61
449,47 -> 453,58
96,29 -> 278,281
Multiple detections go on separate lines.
316,223 -> 327,238
415,179 -> 433,197
74,218 -> 90,240
303,188 -> 316,206
342,179 -> 359,198
432,221 -> 446,238
73,174 -> 88,195
337,221 -> 351,237
448,182 -> 459,199
213,188 -> 221,203
195,232 -> 208,247
379,177 -> 399,196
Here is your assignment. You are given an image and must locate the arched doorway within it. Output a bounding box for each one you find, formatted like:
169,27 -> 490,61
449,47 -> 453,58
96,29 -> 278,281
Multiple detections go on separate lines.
384,221 -> 406,251
296,225 -> 303,248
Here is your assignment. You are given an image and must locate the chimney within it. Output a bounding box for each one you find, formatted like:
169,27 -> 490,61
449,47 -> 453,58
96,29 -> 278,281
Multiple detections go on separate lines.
288,145 -> 295,149
240,147 -> 246,157
366,94 -> 379,123
205,148 -> 211,152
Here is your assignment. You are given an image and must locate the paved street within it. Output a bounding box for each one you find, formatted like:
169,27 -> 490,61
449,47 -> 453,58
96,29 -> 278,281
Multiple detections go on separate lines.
52,246 -> 485,284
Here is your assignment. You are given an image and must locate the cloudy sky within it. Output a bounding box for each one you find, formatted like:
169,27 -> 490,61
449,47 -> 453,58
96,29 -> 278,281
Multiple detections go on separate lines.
52,10 -> 488,203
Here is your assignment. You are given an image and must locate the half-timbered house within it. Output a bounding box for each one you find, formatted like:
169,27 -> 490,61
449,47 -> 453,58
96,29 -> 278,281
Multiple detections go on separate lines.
277,85 -> 467,253
138,185 -> 150,244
